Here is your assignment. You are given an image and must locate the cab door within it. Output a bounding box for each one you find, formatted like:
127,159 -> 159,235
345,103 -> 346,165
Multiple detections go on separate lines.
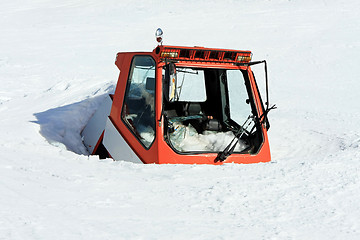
105,54 -> 158,163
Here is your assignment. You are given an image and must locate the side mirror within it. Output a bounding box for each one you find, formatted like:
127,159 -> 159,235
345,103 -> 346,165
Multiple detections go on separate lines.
164,63 -> 178,102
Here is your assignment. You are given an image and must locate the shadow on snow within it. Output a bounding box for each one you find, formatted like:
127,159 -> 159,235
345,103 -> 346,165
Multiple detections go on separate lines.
32,93 -> 111,155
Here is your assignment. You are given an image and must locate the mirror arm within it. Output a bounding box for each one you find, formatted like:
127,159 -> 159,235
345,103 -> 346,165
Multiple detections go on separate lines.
264,60 -> 269,110
243,60 -> 269,110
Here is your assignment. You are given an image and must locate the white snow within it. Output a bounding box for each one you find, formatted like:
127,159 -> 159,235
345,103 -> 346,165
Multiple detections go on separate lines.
169,122 -> 249,152
1,0 -> 360,239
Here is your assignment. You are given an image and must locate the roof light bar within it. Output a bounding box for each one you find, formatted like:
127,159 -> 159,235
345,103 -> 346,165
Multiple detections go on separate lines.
158,47 -> 252,64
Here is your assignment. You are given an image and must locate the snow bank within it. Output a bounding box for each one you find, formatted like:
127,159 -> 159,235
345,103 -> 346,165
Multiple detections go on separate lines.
1,0 -> 360,239
33,94 -> 110,155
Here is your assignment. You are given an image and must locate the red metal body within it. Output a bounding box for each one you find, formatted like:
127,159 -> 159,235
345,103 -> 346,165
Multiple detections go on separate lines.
81,45 -> 272,164
94,45 -> 271,164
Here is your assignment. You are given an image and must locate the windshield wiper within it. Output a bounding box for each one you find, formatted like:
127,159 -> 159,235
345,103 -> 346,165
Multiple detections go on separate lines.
215,104 -> 277,163
215,115 -> 254,162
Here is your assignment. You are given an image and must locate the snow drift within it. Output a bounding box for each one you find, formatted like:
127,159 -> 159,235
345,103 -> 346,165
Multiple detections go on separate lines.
1,0 -> 360,239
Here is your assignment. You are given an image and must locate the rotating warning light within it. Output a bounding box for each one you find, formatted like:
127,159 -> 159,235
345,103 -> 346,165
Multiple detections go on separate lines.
155,28 -> 163,45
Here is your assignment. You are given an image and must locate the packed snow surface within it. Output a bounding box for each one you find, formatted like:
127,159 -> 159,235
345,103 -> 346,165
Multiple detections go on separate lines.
1,0 -> 360,239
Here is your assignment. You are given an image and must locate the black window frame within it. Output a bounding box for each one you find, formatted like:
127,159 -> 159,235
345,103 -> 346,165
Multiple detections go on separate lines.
163,67 -> 264,155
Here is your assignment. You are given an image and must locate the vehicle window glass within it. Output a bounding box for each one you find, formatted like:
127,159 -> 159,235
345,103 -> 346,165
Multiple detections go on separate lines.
122,56 -> 156,148
176,68 -> 207,102
227,70 -> 253,127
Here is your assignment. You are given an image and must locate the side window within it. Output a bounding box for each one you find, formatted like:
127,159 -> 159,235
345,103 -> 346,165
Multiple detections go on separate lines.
227,70 -> 254,127
122,56 -> 156,148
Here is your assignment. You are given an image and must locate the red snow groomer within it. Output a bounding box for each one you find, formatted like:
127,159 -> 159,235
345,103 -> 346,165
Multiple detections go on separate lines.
81,29 -> 275,164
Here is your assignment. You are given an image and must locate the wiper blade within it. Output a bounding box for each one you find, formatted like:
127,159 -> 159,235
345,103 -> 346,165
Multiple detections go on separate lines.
215,104 -> 277,163
215,115 -> 254,163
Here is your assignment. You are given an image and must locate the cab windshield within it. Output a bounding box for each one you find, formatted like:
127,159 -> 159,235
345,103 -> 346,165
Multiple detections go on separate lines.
163,65 -> 262,154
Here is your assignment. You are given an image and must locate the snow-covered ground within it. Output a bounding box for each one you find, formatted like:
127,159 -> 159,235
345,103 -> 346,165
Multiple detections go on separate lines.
1,0 -> 360,239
